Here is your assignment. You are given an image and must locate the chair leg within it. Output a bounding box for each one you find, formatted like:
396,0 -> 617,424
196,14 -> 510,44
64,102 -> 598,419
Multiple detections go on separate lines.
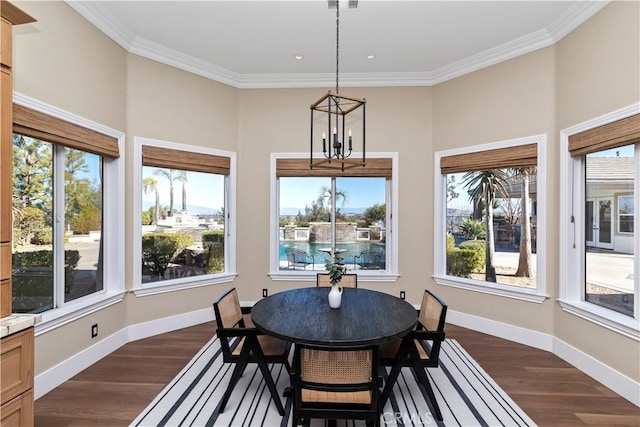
248,337 -> 286,416
380,339 -> 411,409
407,344 -> 443,421
219,353 -> 249,413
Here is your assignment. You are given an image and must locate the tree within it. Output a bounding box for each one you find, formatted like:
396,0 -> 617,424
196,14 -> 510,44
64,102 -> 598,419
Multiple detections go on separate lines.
446,175 -> 459,203
154,168 -> 179,216
317,185 -> 348,221
459,218 -> 485,240
12,135 -> 52,212
514,167 -> 535,277
462,169 -> 508,282
143,177 -> 160,224
362,203 -> 385,226
177,170 -> 188,213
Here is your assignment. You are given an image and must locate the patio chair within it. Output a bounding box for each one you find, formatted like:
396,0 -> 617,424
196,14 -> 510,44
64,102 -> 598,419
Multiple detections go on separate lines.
213,288 -> 292,415
353,250 -> 384,270
317,273 -> 358,288
378,289 -> 447,421
292,343 -> 381,426
286,247 -> 315,270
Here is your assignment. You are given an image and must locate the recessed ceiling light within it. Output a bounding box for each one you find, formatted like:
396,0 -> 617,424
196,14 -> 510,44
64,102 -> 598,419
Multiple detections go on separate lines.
294,53 -> 304,60
366,53 -> 375,60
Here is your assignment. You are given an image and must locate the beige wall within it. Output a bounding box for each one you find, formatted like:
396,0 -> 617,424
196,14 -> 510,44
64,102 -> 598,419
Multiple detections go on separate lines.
554,0 -> 640,381
8,1 -> 639,385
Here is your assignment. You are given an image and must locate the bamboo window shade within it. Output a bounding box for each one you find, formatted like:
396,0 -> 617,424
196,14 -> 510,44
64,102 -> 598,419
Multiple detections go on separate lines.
276,158 -> 392,178
439,143 -> 537,175
13,104 -> 120,158
568,114 -> 640,157
142,145 -> 230,175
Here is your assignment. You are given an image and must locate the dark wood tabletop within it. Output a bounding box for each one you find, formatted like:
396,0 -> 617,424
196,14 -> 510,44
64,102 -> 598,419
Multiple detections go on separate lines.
251,287 -> 417,347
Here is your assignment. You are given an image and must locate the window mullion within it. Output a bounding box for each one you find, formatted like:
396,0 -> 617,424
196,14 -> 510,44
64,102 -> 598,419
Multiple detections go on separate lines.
53,145 -> 66,309
635,144 -> 639,319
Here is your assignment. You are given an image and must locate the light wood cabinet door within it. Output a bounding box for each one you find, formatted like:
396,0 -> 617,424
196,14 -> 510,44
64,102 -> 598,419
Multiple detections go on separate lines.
1,66 -> 11,244
0,328 -> 34,405
0,389 -> 34,427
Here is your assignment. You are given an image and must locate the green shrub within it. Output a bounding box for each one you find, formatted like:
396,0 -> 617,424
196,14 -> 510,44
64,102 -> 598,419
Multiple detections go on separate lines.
446,235 -> 455,250
202,230 -> 225,244
142,233 -> 193,277
74,205 -> 101,234
203,231 -> 224,273
458,239 -> 486,272
32,228 -> 53,245
459,218 -> 486,240
446,248 -> 478,278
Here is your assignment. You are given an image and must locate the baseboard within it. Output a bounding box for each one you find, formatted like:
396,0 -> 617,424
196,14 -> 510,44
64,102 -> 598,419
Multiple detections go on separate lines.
448,309 -> 640,407
34,307 -> 214,400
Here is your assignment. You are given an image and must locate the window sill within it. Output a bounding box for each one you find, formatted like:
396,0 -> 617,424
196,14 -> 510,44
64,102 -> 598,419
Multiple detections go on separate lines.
132,273 -> 238,297
433,274 -> 547,303
35,291 -> 126,335
269,271 -> 400,282
558,299 -> 640,341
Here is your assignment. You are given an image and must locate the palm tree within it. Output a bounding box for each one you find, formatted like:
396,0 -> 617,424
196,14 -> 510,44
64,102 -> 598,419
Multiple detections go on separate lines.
463,169 -> 508,282
317,185 -> 347,220
513,167 -> 535,277
177,170 -> 188,213
153,169 -> 179,216
143,177 -> 160,224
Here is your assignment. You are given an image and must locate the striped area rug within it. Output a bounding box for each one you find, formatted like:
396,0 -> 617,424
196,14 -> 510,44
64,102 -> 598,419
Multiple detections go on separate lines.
132,336 -> 536,427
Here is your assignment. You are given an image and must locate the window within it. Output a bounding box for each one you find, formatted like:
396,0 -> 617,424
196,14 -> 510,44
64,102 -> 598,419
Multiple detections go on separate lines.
133,138 -> 236,294
434,136 -> 547,302
560,108 -> 639,338
270,153 -> 398,281
11,95 -> 124,326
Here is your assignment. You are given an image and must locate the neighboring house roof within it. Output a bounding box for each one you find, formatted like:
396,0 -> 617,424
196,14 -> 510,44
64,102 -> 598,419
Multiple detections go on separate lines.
586,156 -> 634,182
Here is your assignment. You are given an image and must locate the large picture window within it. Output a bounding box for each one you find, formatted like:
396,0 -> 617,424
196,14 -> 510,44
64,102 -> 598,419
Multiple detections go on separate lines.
561,109 -> 639,337
434,136 -> 546,301
133,139 -> 236,293
270,154 -> 398,281
11,97 -> 124,322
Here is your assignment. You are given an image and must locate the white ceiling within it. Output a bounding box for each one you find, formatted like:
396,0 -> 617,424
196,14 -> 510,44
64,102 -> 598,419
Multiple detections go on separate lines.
66,0 -> 609,89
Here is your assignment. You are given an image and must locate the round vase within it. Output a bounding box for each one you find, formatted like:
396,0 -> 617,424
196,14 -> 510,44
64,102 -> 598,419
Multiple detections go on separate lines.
328,284 -> 343,308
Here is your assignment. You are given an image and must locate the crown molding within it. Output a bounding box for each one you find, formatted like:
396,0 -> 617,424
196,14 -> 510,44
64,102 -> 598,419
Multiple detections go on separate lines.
65,0 -> 610,89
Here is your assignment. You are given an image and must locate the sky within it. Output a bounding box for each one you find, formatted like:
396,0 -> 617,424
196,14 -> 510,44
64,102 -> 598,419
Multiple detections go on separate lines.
142,167 -> 224,213
280,177 -> 385,211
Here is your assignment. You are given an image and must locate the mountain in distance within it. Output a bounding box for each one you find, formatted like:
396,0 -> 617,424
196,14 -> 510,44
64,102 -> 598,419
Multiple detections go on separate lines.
142,201 -> 222,216
280,207 -> 368,216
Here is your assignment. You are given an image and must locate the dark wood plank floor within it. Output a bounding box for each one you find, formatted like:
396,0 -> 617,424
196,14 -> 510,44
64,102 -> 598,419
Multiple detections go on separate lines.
34,322 -> 640,426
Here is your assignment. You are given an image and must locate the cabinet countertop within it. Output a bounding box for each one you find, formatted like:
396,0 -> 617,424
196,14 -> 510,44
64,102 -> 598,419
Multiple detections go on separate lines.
0,314 -> 41,338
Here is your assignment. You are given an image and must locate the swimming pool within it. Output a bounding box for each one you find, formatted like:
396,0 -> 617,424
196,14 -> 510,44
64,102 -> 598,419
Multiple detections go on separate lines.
279,241 -> 385,266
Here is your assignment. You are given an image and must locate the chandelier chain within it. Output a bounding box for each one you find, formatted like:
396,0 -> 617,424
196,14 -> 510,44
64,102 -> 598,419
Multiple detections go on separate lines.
335,0 -> 339,94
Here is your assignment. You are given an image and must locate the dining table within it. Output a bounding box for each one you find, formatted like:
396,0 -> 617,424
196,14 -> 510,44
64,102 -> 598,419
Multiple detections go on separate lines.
251,286 -> 417,347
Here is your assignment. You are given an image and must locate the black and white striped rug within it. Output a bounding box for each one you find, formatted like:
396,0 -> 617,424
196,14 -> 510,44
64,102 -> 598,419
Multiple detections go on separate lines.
132,337 -> 536,427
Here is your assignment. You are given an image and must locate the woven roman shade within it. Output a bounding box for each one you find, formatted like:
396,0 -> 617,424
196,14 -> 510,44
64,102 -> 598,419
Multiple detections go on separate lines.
142,145 -> 230,175
276,158 -> 392,178
13,104 -> 120,158
569,114 -> 640,157
440,143 -> 537,174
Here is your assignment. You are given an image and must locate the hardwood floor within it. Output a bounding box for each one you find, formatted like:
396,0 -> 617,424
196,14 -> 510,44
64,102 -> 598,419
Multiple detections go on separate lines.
34,322 -> 639,426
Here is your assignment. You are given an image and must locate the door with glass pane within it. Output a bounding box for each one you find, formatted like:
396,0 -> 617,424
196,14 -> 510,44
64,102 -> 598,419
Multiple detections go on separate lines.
586,198 -> 614,249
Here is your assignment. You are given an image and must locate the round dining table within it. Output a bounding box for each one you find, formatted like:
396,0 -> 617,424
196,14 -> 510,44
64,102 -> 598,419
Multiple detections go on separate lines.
251,287 -> 417,347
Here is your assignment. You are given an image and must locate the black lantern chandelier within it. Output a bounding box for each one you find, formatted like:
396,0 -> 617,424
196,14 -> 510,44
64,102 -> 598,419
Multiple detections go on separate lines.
310,0 -> 366,171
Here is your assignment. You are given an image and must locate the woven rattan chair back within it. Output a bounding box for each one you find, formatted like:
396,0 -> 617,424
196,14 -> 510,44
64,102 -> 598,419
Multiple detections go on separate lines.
316,273 -> 358,288
418,290 -> 447,332
214,288 -> 243,328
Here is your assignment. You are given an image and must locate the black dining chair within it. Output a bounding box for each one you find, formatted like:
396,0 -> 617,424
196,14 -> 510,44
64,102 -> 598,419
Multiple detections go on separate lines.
292,343 -> 381,426
316,272 -> 358,288
378,289 -> 447,421
213,288 -> 292,415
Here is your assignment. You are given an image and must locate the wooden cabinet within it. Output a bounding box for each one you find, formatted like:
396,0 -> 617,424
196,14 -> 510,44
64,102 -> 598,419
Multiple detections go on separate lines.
1,3 -> 37,426
1,327 -> 34,425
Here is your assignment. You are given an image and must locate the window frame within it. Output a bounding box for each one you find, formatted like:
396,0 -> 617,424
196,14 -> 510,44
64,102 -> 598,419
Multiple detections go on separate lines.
269,152 -> 399,282
132,137 -> 237,296
13,93 -> 126,334
617,193 -> 634,234
559,104 -> 640,340
433,135 -> 547,303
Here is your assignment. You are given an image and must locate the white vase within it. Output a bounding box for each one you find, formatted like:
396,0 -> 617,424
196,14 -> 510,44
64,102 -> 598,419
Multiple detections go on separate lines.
328,284 -> 343,308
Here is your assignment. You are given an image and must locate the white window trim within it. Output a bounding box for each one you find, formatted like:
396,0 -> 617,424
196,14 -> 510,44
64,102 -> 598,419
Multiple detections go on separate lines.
433,134 -> 548,304
617,194 -> 634,235
13,93 -> 127,335
132,137 -> 237,297
268,152 -> 399,282
559,103 -> 640,341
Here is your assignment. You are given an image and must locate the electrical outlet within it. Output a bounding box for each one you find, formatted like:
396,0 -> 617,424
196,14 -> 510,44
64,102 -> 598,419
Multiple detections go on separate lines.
400,291 -> 405,300
91,324 -> 98,338
262,289 -> 268,297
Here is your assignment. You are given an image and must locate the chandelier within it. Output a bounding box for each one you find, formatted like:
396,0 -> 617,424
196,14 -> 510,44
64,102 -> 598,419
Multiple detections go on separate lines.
310,0 -> 366,171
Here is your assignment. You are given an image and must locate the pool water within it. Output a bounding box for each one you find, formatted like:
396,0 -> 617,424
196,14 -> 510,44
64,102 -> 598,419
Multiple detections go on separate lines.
279,241 -> 385,265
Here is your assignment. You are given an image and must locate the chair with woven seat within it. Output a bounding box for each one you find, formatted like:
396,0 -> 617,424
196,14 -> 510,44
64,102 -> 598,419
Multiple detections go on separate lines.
316,273 -> 358,288
379,289 -> 447,421
213,288 -> 292,415
292,343 -> 380,426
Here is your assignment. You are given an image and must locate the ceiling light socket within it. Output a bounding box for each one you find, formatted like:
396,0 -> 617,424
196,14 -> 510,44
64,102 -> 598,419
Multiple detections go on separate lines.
294,53 -> 303,60
366,53 -> 375,60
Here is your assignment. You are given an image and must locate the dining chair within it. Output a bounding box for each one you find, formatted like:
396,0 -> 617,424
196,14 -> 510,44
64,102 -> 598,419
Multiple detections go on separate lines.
213,288 -> 292,415
292,343 -> 381,426
378,289 -> 447,421
316,273 -> 358,288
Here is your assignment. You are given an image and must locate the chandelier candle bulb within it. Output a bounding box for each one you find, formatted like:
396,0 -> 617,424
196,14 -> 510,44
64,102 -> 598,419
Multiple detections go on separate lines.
322,132 -> 326,152
348,128 -> 352,150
